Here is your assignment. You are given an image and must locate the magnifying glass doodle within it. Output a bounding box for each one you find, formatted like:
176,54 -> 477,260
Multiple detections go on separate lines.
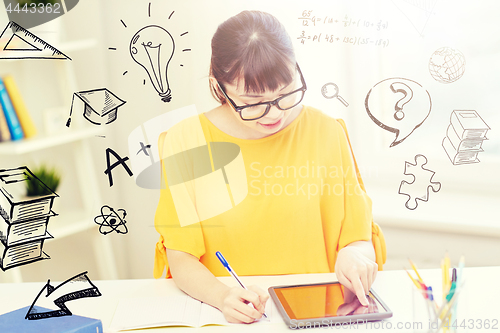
321,82 -> 349,107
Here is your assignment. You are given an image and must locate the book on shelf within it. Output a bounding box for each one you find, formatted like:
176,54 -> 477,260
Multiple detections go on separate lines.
0,306 -> 103,333
450,110 -> 490,140
3,75 -> 37,138
0,77 -> 24,140
0,102 -> 11,141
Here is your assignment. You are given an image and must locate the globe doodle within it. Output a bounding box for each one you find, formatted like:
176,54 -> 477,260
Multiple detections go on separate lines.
429,47 -> 466,84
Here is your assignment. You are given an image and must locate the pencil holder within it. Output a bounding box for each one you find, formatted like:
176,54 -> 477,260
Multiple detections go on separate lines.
412,285 -> 465,333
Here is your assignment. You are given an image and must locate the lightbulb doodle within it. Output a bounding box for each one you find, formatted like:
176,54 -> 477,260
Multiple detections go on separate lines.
365,77 -> 432,147
94,205 -> 128,235
108,2 -> 191,103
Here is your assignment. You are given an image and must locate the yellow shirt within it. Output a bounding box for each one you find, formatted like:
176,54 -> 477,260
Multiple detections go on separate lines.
154,106 -> 373,278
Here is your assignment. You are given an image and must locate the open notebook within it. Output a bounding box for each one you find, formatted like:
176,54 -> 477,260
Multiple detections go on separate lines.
109,295 -> 273,330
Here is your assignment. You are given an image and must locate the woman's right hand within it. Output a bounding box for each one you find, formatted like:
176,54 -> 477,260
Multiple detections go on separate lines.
218,285 -> 269,323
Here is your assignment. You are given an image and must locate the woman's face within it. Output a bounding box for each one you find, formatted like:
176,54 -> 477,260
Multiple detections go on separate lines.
219,69 -> 301,137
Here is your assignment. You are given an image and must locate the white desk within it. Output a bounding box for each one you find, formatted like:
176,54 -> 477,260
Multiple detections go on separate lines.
0,267 -> 498,332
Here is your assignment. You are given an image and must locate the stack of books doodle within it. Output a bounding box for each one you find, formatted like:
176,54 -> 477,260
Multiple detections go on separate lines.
0,166 -> 58,271
442,110 -> 490,165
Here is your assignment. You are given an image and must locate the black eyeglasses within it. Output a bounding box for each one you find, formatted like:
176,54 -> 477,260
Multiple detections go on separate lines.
216,64 -> 307,121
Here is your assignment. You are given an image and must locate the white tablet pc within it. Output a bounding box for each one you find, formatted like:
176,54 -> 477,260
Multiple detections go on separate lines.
269,281 -> 393,329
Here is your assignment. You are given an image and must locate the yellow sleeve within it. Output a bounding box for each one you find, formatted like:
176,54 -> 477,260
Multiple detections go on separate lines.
153,131 -> 205,279
336,119 -> 386,270
335,119 -> 372,248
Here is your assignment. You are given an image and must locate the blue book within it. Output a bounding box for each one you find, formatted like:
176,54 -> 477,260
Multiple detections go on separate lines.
0,306 -> 103,333
0,77 -> 23,141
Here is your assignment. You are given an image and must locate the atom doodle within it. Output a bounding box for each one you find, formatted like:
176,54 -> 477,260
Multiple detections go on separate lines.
94,205 -> 128,235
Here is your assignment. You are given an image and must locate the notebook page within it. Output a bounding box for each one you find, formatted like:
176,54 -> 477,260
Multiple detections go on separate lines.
110,296 -> 200,330
198,298 -> 278,326
198,302 -> 228,326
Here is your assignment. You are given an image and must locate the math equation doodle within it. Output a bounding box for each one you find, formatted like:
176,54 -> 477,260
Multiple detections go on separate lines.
297,11 -> 389,47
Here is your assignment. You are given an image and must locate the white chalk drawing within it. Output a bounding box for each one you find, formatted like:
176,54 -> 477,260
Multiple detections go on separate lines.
321,82 -> 349,107
66,88 -> 126,127
0,21 -> 71,60
0,166 -> 58,271
398,154 -> 441,210
26,271 -> 101,320
429,47 -> 466,84
442,110 -> 490,165
365,77 -> 431,147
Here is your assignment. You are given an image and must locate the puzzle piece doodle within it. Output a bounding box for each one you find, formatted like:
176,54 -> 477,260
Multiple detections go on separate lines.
398,154 -> 441,210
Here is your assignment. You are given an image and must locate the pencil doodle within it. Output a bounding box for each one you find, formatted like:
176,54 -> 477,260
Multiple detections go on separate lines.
25,271 -> 101,320
398,154 -> 441,210
108,3 -> 191,102
66,88 -> 126,127
391,0 -> 439,37
0,21 -> 71,60
94,205 -> 128,235
321,83 -> 349,107
0,166 -> 58,271
442,110 -> 490,165
365,77 -> 431,147
3,0 -> 80,30
429,47 -> 466,84
104,148 -> 134,187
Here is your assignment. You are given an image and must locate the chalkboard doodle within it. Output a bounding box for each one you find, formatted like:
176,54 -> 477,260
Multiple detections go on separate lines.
365,78 -> 432,147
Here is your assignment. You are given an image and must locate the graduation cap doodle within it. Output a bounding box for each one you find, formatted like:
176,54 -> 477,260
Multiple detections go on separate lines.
66,88 -> 126,127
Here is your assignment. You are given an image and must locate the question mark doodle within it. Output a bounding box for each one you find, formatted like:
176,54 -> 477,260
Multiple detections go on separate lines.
390,82 -> 413,121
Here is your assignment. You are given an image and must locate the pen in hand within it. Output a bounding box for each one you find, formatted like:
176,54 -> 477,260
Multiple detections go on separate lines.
215,251 -> 268,319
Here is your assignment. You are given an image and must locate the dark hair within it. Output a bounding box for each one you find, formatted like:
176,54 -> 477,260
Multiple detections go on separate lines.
210,11 -> 296,104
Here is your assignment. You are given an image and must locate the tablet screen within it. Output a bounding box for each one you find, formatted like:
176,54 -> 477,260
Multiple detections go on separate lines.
273,282 -> 388,320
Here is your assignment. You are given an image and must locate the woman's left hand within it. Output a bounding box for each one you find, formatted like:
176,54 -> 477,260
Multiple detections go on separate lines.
334,242 -> 378,306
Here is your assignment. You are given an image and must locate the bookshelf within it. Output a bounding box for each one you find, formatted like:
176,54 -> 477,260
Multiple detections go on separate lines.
0,36 -> 118,283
